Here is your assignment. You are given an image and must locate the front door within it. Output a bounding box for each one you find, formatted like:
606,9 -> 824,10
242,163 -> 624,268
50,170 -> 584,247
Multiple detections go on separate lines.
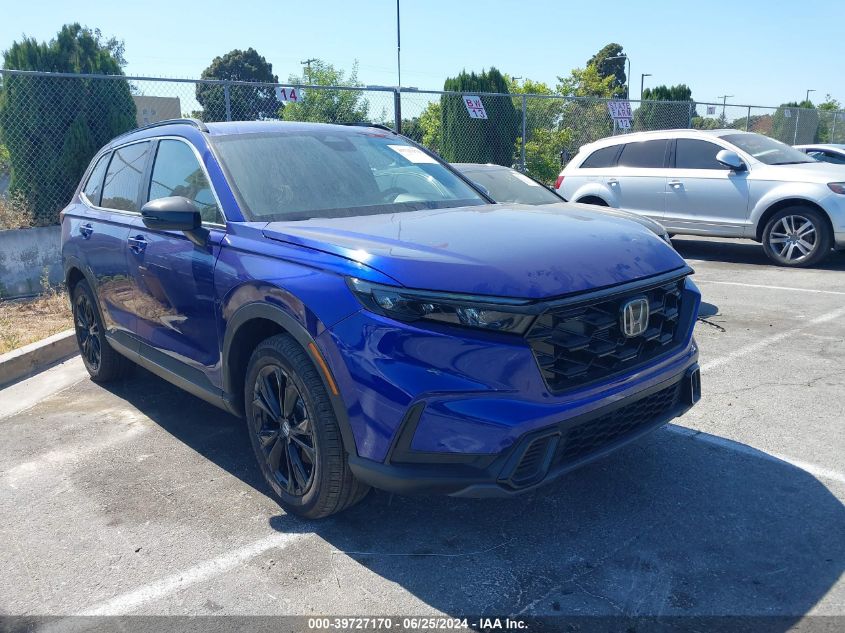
663,138 -> 750,236
124,138 -> 226,383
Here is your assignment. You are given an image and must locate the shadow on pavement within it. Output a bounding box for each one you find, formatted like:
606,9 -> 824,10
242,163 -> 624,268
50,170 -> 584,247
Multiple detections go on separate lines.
104,368 -> 845,625
672,237 -> 845,271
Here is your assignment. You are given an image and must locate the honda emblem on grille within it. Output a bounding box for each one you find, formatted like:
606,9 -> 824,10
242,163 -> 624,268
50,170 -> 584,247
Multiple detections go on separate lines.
621,297 -> 649,338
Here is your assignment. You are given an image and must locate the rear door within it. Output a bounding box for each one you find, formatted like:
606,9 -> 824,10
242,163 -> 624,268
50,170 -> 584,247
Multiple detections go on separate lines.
663,138 -> 749,236
124,138 -> 226,384
612,139 -> 670,222
74,142 -> 154,339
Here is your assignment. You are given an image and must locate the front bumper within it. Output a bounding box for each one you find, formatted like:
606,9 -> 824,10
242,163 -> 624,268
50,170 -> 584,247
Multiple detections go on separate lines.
348,362 -> 700,497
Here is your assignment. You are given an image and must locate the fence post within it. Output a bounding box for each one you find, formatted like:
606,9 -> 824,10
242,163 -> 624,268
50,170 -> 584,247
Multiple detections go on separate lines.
223,83 -> 232,122
520,94 -> 527,172
687,101 -> 693,129
394,88 -> 402,134
793,108 -> 800,144
832,112 -> 838,142
745,106 -> 751,132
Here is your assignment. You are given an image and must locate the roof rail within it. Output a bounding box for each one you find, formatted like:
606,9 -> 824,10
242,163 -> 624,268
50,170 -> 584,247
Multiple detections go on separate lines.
110,117 -> 209,143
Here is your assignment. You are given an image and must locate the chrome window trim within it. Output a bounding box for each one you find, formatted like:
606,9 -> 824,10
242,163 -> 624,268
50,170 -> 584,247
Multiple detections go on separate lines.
80,135 -> 228,229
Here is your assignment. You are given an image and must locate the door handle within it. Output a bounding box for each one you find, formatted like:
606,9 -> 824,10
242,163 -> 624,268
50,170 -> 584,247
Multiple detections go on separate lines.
607,178 -> 619,186
128,235 -> 148,254
668,180 -> 683,189
79,223 -> 93,238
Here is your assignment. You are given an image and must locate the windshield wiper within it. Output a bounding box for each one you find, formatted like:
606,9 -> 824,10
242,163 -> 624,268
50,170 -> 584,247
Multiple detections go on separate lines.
770,160 -> 813,165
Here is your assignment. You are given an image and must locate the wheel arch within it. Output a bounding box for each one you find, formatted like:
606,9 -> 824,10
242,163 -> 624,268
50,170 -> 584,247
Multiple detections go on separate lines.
754,198 -> 833,242
222,302 -> 358,456
575,195 -> 610,207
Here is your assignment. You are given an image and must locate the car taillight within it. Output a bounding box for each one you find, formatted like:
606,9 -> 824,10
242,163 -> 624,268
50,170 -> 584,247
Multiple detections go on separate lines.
554,174 -> 565,190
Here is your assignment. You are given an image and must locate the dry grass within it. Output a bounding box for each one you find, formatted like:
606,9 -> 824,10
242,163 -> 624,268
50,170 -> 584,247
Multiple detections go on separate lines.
0,285 -> 73,355
0,191 -> 36,230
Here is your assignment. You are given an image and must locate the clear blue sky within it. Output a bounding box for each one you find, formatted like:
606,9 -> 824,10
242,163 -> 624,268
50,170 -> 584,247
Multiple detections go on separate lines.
3,0 -> 843,107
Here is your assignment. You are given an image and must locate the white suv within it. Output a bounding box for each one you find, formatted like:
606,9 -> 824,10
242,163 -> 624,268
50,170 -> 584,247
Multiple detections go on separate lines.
557,129 -> 845,266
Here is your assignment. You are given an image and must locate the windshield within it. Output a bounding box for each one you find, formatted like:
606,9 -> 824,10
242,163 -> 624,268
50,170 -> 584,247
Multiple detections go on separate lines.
721,133 -> 815,165
459,167 -> 562,205
212,130 -> 485,221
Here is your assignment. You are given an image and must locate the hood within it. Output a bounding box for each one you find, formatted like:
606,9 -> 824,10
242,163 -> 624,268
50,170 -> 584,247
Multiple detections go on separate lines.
753,161 -> 845,184
262,204 -> 687,300
561,202 -> 667,236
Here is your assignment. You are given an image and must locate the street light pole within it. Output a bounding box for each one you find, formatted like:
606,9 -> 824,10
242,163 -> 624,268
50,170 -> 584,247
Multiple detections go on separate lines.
805,88 -> 815,104
604,54 -> 631,100
640,73 -> 652,101
396,0 -> 401,88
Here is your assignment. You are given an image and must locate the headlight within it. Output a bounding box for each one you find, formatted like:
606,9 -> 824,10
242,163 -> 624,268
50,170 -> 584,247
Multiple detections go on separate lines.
828,182 -> 845,194
347,278 -> 535,334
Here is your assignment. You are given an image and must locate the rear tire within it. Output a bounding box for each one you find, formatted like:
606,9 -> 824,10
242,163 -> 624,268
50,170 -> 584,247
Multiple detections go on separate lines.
762,206 -> 832,267
577,196 -> 609,207
72,280 -> 133,382
244,334 -> 369,519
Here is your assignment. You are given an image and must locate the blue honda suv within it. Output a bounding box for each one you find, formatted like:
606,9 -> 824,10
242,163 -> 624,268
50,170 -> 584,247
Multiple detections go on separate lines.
62,119 -> 701,518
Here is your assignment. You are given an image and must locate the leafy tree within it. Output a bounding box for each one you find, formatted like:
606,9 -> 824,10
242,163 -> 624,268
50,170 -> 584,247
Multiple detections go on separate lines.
772,100 -> 818,144
507,76 -> 567,183
280,60 -> 369,124
586,43 -> 626,98
196,48 -> 278,122
418,101 -> 442,152
816,95 -> 843,143
635,84 -> 695,130
440,68 -> 519,165
0,24 -> 136,224
557,64 -> 616,99
554,65 -> 615,149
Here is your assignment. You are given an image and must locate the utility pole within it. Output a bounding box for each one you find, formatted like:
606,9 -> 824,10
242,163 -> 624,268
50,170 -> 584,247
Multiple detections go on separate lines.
640,73 -> 651,101
300,58 -> 317,83
717,94 -> 734,119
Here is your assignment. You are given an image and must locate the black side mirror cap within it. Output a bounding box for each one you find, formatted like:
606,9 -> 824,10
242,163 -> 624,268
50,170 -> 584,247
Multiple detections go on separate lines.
141,197 -> 202,231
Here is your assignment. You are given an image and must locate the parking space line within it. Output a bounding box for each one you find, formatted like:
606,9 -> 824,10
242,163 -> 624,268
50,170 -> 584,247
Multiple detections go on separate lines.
76,531 -> 306,615
700,305 -> 845,373
666,425 -> 845,485
694,279 -> 845,296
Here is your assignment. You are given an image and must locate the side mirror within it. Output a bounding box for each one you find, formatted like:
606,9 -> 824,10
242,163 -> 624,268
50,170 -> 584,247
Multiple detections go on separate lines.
141,196 -> 208,246
716,149 -> 747,172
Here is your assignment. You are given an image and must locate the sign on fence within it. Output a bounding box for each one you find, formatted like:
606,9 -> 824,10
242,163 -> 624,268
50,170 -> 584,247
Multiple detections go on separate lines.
607,100 -> 632,128
706,105 -> 716,115
463,95 -> 488,119
275,87 -> 302,103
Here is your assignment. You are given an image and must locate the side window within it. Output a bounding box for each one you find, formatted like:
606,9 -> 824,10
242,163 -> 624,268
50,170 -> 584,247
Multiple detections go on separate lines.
617,140 -> 668,168
148,140 -> 223,224
675,139 -> 726,170
101,142 -> 152,212
82,153 -> 110,205
580,145 -> 620,168
821,151 -> 845,165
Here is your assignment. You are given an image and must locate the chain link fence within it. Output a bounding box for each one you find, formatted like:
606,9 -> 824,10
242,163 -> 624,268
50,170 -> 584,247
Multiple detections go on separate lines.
2,68 -> 845,226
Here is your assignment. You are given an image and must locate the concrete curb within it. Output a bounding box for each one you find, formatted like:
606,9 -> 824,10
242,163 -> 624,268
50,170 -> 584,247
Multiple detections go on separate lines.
0,329 -> 78,389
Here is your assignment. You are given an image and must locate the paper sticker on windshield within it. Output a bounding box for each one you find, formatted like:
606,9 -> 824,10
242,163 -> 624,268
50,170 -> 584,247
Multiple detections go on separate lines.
387,144 -> 438,164
512,171 -> 541,187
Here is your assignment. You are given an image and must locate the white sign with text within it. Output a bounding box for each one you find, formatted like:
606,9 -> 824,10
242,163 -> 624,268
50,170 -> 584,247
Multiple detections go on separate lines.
275,87 -> 302,103
463,95 -> 488,119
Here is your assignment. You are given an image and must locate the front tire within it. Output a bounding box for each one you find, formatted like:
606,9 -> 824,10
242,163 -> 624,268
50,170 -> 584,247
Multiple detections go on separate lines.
244,334 -> 368,518
72,280 -> 133,382
762,207 -> 832,267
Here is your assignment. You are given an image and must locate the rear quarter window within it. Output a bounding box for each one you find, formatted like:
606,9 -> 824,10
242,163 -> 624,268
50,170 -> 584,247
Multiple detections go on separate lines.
579,145 -> 620,168
82,153 -> 110,206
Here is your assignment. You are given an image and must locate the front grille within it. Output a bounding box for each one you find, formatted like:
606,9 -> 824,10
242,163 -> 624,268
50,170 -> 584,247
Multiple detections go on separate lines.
526,275 -> 688,393
553,382 -> 680,468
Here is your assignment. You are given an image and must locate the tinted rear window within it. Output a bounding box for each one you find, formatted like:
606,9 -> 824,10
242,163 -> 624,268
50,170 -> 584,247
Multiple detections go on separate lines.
618,140 -> 668,168
212,131 -> 484,222
580,145 -> 619,168
675,139 -> 726,170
